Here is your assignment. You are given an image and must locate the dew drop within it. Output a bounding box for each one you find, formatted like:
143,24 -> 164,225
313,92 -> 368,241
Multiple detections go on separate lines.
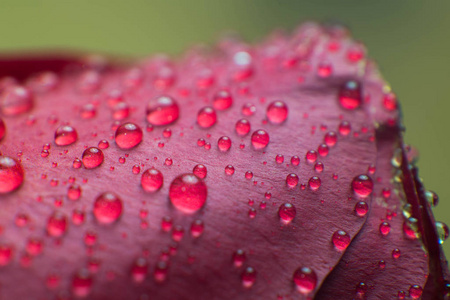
72,269 -> 92,297
339,80 -> 362,110
242,103 -> 256,116
278,203 -> 296,224
146,96 -> 179,126
141,168 -> 163,193
213,90 -> 233,110
82,147 -> 104,169
114,122 -> 143,149
0,118 -> 5,141
332,230 -> 351,251
67,184 -> 81,201
193,164 -> 207,179
409,285 -> 423,299
190,219 -> 204,238
291,156 -> 300,166
324,131 -> 337,147
54,125 -> 78,146
0,244 -> 13,266
235,119 -> 251,136
241,267 -> 256,288
93,192 -> 123,224
47,212 -> 68,237
275,154 -> 284,164
218,136 -> 232,152
112,102 -> 130,120
392,248 -> 401,259
251,130 -> 269,150
293,267 -> 317,294
379,222 -> 391,236
436,221 -> 449,244
308,176 -> 321,191
233,249 -> 246,267
131,257 -> 148,283
225,165 -> 235,175
154,261 -> 168,283
0,86 -> 33,116
355,201 -> 368,217
403,217 -> 419,239
0,156 -> 24,194
425,190 -> 439,207
338,121 -> 351,136
266,101 -> 288,124
197,106 -> 217,128
286,174 -> 299,188
169,174 -> 207,213
306,150 -> 318,163
351,175 -> 373,198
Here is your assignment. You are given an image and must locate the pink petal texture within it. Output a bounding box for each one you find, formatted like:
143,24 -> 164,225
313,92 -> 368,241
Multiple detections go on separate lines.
0,23 -> 447,299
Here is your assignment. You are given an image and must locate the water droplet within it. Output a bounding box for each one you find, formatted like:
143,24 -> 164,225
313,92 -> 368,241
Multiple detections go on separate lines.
80,103 -> 97,119
248,208 -> 257,219
93,192 -> 123,224
225,165 -> 235,175
293,267 -> 317,294
425,190 -> 439,207
114,122 -> 143,149
213,90 -> 233,110
190,219 -> 204,238
0,86 -> 33,116
233,249 -> 246,267
242,103 -> 256,116
436,221 -> 449,244
266,101 -> 288,124
317,61 -> 332,78
398,291 -> 406,299
339,80 -> 362,110
82,147 -> 104,169
54,125 -> 78,146
251,130 -> 269,149
332,230 -> 351,251
154,261 -> 168,283
161,216 -> 173,232
241,267 -> 256,288
140,168 -> 163,193
308,176 -> 321,191
131,258 -> 148,283
84,230 -> 97,246
324,131 -> 337,147
26,238 -> 42,256
291,156 -> 300,166
169,174 -> 207,213
0,118 -> 5,141
379,260 -> 386,269
314,162 -> 324,173
403,217 -> 419,239
218,136 -> 232,152
275,154 -> 284,164
146,96 -> 179,125
67,184 -> 81,201
0,244 -> 13,266
379,222 -> 391,236
235,119 -> 251,136
47,212 -> 68,237
306,150 -> 318,163
338,121 -> 351,136
72,209 -> 85,225
351,175 -> 373,198
355,201 -> 368,217
72,269 -> 92,297
278,203 -> 296,224
355,282 -> 368,297
383,92 -> 398,111
392,248 -> 401,259
409,285 -> 423,299
0,156 -> 24,194
193,164 -> 207,179
245,171 -> 253,179
112,102 -> 130,120
197,106 -> 217,128
286,174 -> 299,188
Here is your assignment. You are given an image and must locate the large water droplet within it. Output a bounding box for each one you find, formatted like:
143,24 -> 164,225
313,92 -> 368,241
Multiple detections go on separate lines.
351,175 -> 373,198
146,96 -> 179,125
0,86 -> 33,116
0,156 -> 24,193
332,230 -> 351,251
251,129 -> 269,150
169,174 -> 207,213
115,122 -> 143,149
293,267 -> 317,294
55,125 -> 78,146
197,106 -> 217,128
93,192 -> 123,224
339,80 -> 361,110
266,101 -> 288,124
141,168 -> 163,193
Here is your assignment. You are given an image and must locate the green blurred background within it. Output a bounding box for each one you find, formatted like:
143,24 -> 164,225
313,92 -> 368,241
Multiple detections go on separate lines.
0,1 -> 449,256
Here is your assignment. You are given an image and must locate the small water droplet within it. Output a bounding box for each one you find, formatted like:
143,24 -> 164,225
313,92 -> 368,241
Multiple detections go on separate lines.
403,217 -> 419,239
197,106 -> 217,128
233,249 -> 246,267
278,203 -> 296,224
218,136 -> 232,152
225,165 -> 235,175
266,101 -> 288,124
351,175 -> 373,198
0,244 -> 13,266
241,267 -> 256,288
392,248 -> 401,259
332,230 -> 351,251
169,174 -> 207,213
93,192 -> 123,224
409,285 -> 423,299
324,131 -> 337,147
251,130 -> 269,149
308,176 -> 321,191
291,156 -> 300,166
306,150 -> 318,163
115,122 -> 143,149
82,147 -> 104,169
213,90 -> 233,110
190,219 -> 204,238
286,174 -> 299,188
242,103 -> 256,116
379,222 -> 391,236
67,184 -> 81,201
425,190 -> 439,207
293,267 -> 317,294
0,86 -> 33,116
141,168 -> 163,192
72,269 -> 92,297
338,121 -> 351,136
339,80 -> 362,110
131,257 -> 148,283
355,201 -> 368,217
436,221 -> 449,244
54,125 -> 78,146
235,119 -> 251,136
154,261 -> 168,283
193,164 -> 207,179
146,96 -> 179,125
47,212 -> 68,237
